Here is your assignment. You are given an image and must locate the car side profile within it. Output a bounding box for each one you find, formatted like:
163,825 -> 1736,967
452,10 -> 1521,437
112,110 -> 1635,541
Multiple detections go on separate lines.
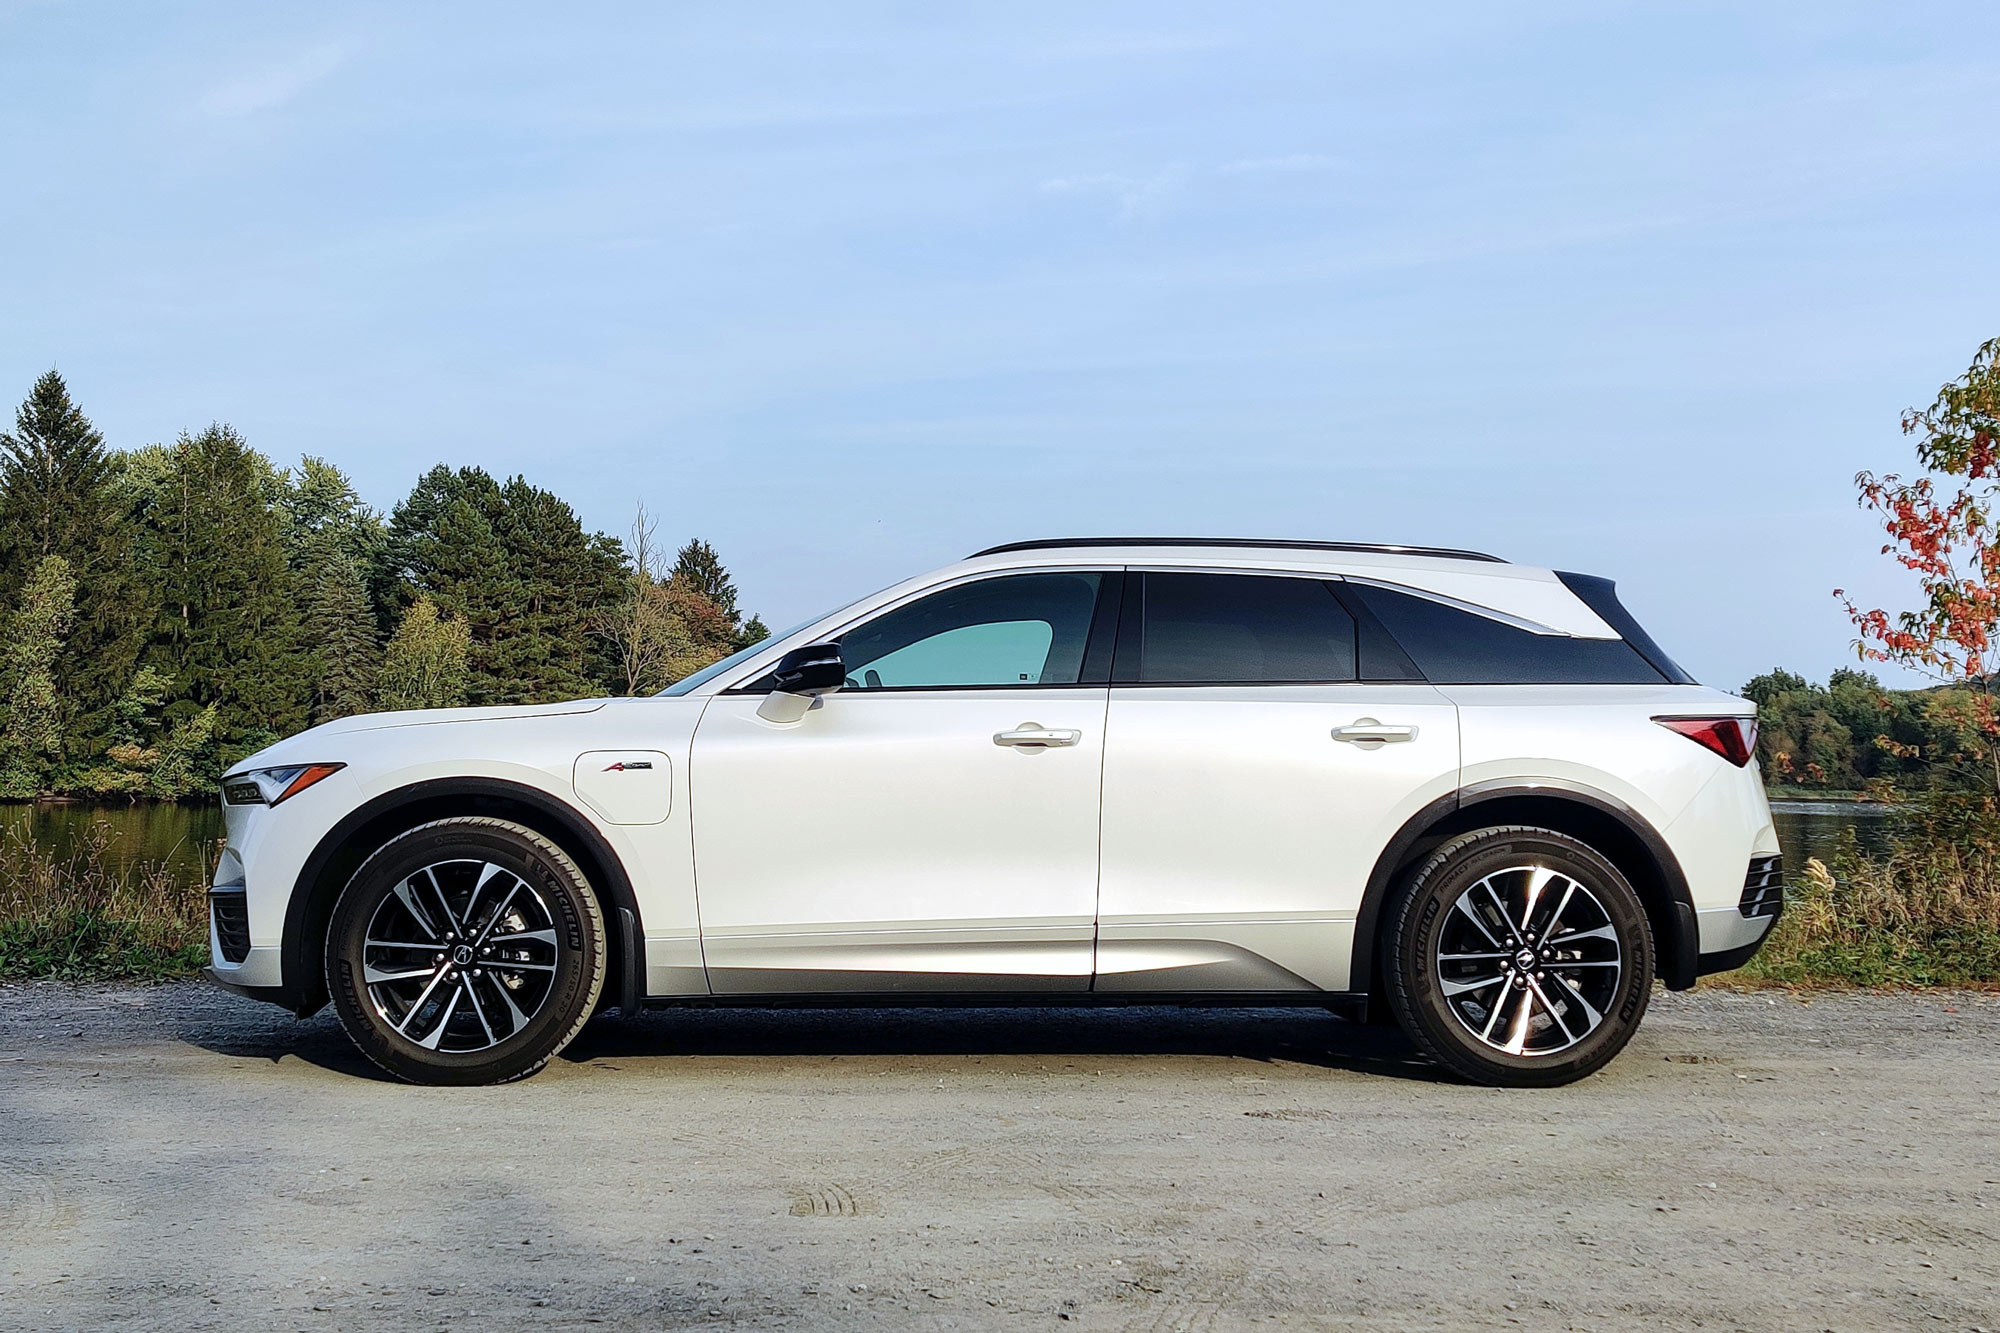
207,538 -> 1782,1087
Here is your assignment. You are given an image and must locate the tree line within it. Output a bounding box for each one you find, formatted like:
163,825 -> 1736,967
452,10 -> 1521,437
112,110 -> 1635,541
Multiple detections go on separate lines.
1742,667 -> 1995,795
0,370 -> 764,800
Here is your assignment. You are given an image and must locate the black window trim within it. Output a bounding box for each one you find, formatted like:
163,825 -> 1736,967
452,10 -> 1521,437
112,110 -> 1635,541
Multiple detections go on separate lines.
720,566 -> 1122,696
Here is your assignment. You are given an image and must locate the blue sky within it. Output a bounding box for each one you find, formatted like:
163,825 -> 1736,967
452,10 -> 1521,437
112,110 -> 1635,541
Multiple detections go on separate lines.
4,2 -> 1998,690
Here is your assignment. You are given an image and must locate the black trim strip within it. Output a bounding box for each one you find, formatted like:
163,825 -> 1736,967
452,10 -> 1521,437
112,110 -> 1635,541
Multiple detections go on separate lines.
971,537 -> 1506,563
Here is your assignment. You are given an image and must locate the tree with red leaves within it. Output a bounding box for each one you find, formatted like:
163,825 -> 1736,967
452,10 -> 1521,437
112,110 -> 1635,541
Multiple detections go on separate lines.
1839,336 -> 2000,795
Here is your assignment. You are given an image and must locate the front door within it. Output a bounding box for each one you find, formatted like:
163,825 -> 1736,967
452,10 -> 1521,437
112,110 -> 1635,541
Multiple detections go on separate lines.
689,570 -> 1116,993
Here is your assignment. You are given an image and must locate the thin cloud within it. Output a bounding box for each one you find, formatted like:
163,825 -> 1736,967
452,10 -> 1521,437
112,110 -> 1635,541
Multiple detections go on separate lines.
198,43 -> 348,118
1037,167 -> 1189,220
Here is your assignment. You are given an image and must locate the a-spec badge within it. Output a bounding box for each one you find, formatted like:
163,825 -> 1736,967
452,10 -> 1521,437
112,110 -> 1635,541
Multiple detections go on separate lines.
603,760 -> 653,772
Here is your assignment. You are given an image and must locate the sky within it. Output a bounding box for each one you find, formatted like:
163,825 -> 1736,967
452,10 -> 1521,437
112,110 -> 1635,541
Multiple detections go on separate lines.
4,1 -> 1998,691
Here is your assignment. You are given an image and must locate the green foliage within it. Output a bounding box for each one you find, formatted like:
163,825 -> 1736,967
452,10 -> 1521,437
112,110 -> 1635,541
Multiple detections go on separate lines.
0,556 -> 78,797
0,372 -> 143,757
132,425 -> 309,751
0,370 -> 759,800
377,598 -> 471,711
300,533 -> 380,723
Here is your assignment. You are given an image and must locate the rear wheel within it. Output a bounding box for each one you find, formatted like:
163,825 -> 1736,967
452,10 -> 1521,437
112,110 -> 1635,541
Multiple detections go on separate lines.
325,817 -> 605,1085
1384,826 -> 1653,1087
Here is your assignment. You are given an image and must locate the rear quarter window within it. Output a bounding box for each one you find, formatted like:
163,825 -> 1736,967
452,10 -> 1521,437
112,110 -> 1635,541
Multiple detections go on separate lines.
1347,583 -> 1667,685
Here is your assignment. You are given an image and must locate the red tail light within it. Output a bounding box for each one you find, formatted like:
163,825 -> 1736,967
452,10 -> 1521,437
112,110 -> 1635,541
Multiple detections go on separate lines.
1654,716 -> 1757,767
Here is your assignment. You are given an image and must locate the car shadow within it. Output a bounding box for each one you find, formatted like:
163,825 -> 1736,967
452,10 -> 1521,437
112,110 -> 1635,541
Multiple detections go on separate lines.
561,1003 -> 1452,1083
179,998 -> 1452,1085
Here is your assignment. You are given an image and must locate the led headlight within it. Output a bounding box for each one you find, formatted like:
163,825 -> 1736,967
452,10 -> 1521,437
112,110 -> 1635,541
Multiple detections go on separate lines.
221,763 -> 345,806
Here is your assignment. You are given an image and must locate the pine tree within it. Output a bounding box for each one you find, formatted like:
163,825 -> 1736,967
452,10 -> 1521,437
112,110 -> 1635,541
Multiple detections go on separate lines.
0,555 -> 77,797
377,599 -> 471,710
131,425 -> 309,746
671,538 -> 739,619
384,466 -> 623,705
0,371 -> 142,754
300,532 -> 380,723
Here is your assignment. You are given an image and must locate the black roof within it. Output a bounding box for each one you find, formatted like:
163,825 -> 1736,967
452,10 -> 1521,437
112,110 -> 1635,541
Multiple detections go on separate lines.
968,537 -> 1507,563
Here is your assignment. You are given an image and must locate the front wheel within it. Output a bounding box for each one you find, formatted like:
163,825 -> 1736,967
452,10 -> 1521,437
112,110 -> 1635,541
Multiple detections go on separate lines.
325,817 -> 606,1085
1383,826 -> 1654,1088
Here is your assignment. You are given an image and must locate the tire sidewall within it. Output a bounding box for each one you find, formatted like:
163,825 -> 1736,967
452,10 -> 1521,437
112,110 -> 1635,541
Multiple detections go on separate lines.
1389,829 -> 1654,1087
325,819 -> 605,1085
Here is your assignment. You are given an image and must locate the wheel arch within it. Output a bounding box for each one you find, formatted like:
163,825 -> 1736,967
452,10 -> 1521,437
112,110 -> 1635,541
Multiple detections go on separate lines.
1351,780 -> 1700,1000
279,777 -> 645,1018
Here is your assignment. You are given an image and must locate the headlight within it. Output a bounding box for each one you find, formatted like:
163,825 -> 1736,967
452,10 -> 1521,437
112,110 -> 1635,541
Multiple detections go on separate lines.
221,763 -> 345,806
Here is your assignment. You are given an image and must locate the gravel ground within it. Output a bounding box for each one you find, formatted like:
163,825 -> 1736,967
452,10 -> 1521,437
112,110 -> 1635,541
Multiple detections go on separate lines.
1,982 -> 1996,1332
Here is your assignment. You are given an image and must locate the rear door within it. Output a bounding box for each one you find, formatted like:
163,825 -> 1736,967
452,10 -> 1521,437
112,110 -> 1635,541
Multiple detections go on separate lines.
1095,571 -> 1460,992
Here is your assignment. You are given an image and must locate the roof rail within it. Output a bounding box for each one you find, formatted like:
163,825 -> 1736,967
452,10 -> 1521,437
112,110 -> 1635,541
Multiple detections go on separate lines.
967,537 -> 1508,563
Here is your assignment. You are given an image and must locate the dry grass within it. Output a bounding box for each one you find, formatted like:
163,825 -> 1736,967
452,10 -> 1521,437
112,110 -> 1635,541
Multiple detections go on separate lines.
0,821 -> 212,980
1737,831 -> 2000,988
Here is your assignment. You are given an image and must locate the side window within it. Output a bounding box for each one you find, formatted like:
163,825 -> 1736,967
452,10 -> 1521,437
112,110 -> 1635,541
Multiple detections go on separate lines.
837,572 -> 1103,689
1347,584 -> 1667,685
1135,573 -> 1356,683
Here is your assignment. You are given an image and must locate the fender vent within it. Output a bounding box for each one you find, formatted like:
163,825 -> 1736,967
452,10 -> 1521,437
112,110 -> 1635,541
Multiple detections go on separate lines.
1739,855 -> 1783,919
210,890 -> 251,963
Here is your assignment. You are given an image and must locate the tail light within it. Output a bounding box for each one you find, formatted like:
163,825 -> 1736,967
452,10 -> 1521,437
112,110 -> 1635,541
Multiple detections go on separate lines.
1654,716 -> 1757,767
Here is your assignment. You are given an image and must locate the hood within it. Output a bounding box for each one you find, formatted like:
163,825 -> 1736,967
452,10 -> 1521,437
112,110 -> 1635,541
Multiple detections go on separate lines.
227,699 -> 616,773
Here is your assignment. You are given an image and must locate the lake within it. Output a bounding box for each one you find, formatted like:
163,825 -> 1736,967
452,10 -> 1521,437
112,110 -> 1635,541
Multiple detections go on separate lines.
3,796 -> 1893,885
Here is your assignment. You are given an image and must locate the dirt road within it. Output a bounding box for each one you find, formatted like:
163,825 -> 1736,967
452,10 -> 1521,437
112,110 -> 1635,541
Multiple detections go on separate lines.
1,983 -> 1995,1331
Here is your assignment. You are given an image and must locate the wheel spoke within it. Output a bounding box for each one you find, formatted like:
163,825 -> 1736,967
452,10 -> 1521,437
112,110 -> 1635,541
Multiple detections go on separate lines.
415,985 -> 462,1050
424,867 -> 463,936
391,881 -> 442,941
474,882 -> 524,946
1501,985 -> 1537,1055
1521,865 -> 1556,931
1440,972 -> 1507,997
1551,923 -> 1618,947
1527,977 -> 1577,1044
1438,951 -> 1511,962
1481,984 -> 1517,1041
494,960 -> 556,973
394,966 -> 454,1037
462,975 -> 497,1046
1482,882 -> 1524,941
1454,896 -> 1505,949
488,977 -> 530,1032
1548,969 -> 1606,1029
462,862 -> 505,933
364,963 -> 437,984
1536,880 -> 1578,940
485,928 -> 557,947
364,939 -> 436,952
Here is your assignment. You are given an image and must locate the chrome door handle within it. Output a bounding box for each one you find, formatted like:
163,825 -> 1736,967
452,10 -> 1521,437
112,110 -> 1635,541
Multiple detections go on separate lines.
994,725 -> 1082,749
1331,718 -> 1418,745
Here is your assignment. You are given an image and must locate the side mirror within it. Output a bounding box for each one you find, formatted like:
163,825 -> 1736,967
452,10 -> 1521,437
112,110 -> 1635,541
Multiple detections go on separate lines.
756,643 -> 845,723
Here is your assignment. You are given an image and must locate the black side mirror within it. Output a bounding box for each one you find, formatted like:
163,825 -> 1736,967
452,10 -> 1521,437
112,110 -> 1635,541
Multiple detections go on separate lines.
770,643 -> 846,696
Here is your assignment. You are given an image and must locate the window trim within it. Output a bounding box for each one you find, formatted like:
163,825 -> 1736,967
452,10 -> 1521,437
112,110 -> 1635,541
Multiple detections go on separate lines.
718,566 -> 1120,696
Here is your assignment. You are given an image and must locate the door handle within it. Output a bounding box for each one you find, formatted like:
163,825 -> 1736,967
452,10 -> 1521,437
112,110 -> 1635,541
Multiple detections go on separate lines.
994,725 -> 1082,749
1331,718 -> 1418,746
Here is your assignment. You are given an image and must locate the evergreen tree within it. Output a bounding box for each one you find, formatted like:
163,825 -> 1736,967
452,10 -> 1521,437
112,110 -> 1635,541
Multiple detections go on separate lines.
740,613 -> 770,646
384,465 -> 623,704
278,454 -> 384,573
0,371 -> 142,753
0,555 -> 77,796
300,532 -> 380,723
671,538 -> 738,619
131,425 -> 309,745
377,599 -> 471,710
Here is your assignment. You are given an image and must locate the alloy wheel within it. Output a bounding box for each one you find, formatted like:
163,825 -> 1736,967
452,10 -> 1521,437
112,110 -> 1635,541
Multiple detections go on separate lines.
360,859 -> 561,1053
1433,863 -> 1623,1058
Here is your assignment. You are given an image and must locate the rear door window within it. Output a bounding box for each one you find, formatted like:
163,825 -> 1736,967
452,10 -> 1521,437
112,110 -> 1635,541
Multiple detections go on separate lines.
1131,573 -> 1357,683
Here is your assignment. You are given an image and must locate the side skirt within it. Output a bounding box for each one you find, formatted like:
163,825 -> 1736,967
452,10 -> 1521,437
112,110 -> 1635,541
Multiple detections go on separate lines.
635,991 -> 1370,1021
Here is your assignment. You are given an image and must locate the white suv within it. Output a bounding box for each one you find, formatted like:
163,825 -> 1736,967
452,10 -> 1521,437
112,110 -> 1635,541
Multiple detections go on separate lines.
208,539 -> 1781,1087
